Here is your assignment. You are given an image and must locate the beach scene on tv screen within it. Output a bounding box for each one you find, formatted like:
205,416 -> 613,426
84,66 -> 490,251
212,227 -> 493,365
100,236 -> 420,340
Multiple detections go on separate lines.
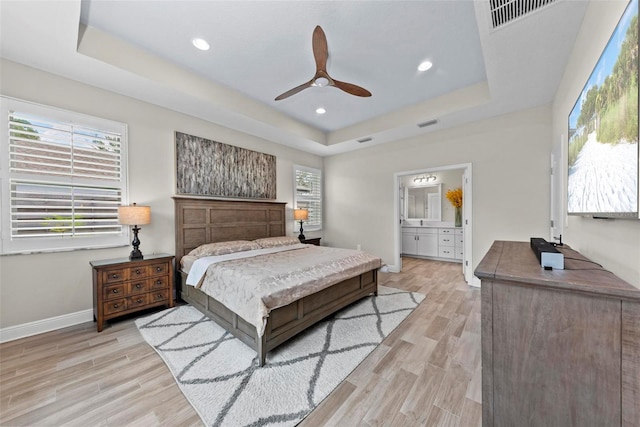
568,0 -> 638,214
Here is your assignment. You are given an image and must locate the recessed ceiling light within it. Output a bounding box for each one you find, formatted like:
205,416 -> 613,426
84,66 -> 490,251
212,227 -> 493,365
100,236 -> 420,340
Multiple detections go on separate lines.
316,107 -> 326,115
418,60 -> 433,71
192,38 -> 210,51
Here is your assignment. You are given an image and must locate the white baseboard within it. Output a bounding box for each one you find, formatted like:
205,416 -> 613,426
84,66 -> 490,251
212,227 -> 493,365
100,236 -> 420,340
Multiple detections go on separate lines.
469,276 -> 481,288
0,309 -> 94,343
386,264 -> 401,273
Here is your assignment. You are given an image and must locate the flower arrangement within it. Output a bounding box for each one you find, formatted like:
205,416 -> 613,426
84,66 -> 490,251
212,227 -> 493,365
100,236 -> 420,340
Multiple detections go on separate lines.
446,188 -> 463,208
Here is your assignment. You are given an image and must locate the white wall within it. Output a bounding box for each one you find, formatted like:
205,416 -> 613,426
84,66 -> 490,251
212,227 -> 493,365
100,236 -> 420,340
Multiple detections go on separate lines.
0,60 -> 323,329
551,0 -> 640,287
323,106 -> 553,273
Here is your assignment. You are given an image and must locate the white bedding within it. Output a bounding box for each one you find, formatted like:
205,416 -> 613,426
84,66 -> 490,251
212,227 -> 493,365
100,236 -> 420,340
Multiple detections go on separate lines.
181,244 -> 382,337
184,243 -> 309,286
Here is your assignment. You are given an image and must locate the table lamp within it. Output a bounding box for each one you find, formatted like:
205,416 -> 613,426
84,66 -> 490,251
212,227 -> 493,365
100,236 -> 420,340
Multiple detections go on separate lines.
293,209 -> 309,241
118,203 -> 151,260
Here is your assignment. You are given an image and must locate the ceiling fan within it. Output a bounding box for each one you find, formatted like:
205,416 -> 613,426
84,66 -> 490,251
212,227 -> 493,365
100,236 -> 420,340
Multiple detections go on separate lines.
274,25 -> 372,101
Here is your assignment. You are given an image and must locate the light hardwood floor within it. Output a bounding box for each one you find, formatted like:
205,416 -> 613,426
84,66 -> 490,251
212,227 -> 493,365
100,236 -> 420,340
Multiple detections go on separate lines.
0,257 -> 481,426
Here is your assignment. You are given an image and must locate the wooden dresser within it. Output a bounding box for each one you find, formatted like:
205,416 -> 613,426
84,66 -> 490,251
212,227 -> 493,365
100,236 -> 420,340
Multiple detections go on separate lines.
91,253 -> 174,332
475,241 -> 640,427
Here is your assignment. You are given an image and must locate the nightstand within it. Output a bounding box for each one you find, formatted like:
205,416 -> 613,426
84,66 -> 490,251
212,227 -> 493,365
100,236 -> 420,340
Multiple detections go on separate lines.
301,237 -> 321,246
91,253 -> 174,332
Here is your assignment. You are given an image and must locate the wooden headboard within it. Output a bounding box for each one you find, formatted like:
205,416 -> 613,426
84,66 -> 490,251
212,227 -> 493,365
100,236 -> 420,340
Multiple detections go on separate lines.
174,197 -> 287,265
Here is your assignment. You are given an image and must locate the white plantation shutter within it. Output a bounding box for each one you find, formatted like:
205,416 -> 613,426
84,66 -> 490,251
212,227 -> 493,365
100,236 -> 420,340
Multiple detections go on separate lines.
1,97 -> 129,253
294,165 -> 322,230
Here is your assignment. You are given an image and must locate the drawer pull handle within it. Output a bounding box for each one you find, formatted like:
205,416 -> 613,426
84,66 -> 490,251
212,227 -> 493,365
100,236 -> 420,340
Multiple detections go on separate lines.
156,267 -> 162,272
135,284 -> 142,289
112,289 -> 119,294
157,294 -> 163,299
112,274 -> 118,279
136,299 -> 142,303
135,269 -> 141,275
113,304 -> 119,308
156,280 -> 162,285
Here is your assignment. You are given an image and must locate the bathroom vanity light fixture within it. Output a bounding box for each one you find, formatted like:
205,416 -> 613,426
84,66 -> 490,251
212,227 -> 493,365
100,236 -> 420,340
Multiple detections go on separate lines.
413,174 -> 437,183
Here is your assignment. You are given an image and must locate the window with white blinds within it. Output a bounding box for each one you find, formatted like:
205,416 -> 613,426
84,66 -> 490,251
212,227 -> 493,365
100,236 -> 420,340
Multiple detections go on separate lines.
1,97 -> 129,254
293,165 -> 322,231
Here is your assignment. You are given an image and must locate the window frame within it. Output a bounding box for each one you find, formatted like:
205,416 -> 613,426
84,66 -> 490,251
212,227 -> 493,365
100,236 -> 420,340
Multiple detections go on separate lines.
0,96 -> 130,254
293,164 -> 322,232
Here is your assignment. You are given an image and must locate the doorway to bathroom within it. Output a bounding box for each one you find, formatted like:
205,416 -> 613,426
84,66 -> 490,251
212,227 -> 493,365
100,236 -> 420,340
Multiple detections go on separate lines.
393,163 -> 474,285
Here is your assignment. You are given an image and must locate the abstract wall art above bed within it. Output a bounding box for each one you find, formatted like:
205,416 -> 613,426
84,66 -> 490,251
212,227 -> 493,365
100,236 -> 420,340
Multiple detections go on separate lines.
175,131 -> 276,199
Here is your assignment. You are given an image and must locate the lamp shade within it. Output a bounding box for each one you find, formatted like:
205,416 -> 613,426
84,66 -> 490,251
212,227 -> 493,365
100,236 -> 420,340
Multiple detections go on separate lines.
293,209 -> 309,221
118,204 -> 151,225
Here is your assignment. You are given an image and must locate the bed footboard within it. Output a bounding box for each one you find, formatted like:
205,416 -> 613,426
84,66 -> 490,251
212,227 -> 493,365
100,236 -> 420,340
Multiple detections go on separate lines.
177,269 -> 378,366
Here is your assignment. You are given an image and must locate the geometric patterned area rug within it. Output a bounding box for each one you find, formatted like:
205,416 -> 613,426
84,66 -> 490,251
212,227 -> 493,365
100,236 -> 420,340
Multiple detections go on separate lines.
135,286 -> 424,427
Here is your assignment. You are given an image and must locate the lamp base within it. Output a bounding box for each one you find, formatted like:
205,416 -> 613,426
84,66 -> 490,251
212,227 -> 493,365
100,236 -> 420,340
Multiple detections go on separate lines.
298,220 -> 305,241
129,225 -> 144,260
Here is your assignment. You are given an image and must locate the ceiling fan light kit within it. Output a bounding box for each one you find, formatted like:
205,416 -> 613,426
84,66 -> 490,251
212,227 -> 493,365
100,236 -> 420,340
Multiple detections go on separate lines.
275,26 -> 372,101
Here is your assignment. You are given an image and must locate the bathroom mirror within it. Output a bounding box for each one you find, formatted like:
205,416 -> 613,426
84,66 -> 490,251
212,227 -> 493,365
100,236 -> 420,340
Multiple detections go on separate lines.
405,183 -> 441,221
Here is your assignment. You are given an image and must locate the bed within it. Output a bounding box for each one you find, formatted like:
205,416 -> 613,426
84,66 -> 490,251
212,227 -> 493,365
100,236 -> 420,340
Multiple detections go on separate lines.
174,196 -> 381,366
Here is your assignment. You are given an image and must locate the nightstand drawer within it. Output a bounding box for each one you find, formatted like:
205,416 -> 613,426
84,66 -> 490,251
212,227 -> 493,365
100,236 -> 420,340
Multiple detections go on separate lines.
129,266 -> 149,279
149,289 -> 169,303
149,276 -> 169,290
104,284 -> 126,300
128,293 -> 149,309
103,269 -> 125,284
103,298 -> 127,315
150,262 -> 169,276
129,280 -> 148,295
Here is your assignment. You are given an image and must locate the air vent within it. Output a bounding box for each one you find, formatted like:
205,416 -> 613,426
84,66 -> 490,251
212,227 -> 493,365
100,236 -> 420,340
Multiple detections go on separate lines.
490,0 -> 556,29
357,137 -> 373,143
417,119 -> 438,128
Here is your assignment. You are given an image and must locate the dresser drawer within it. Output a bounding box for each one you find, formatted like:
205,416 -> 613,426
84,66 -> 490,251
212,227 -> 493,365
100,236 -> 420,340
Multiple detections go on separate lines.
103,268 -> 125,284
455,247 -> 464,259
128,265 -> 149,279
129,279 -> 148,295
150,262 -> 169,277
104,284 -> 126,300
103,298 -> 127,315
438,228 -> 455,236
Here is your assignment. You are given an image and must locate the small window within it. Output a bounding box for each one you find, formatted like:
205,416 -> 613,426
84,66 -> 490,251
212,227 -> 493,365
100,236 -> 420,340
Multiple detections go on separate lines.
1,97 -> 129,254
293,165 -> 322,231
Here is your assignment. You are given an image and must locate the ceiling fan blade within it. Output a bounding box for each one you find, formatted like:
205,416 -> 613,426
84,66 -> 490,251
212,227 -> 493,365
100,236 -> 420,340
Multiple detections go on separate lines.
274,80 -> 314,101
312,25 -> 328,72
332,79 -> 372,97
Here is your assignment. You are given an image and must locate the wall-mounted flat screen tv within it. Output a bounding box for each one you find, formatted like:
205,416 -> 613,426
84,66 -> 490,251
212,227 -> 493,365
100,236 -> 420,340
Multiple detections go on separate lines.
568,0 -> 639,219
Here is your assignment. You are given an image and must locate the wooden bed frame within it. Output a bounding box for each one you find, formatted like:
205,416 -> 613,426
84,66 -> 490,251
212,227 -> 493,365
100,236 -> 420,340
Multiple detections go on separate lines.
174,196 -> 378,366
